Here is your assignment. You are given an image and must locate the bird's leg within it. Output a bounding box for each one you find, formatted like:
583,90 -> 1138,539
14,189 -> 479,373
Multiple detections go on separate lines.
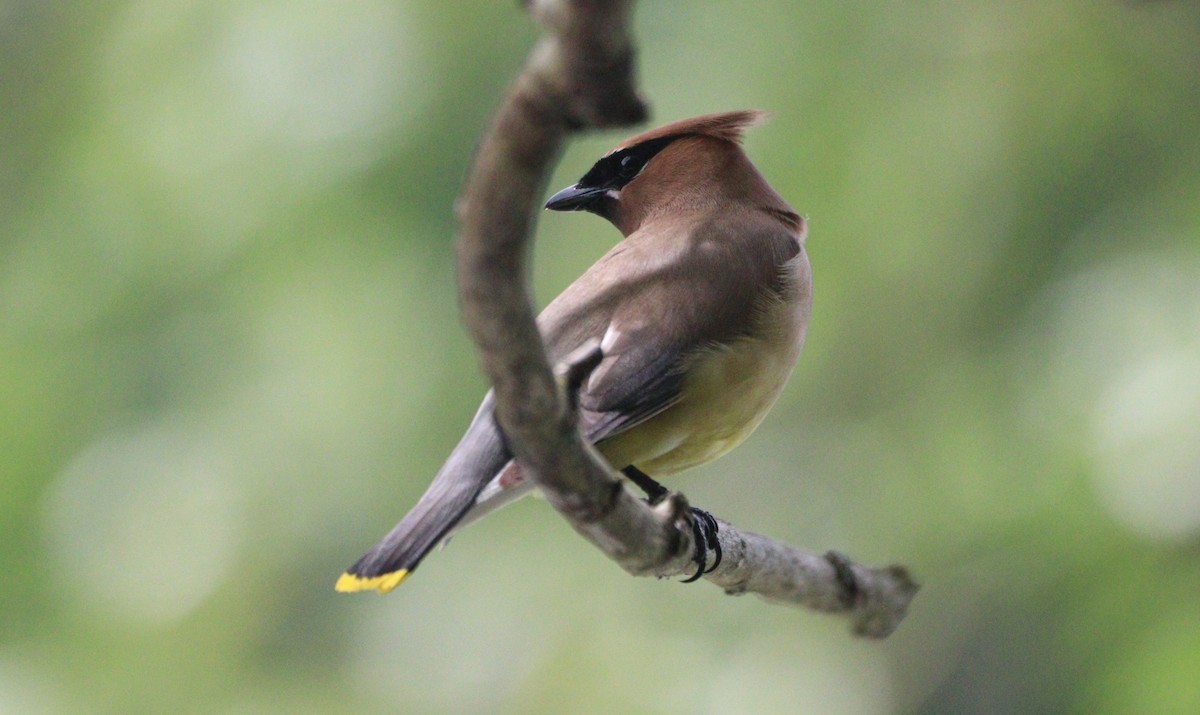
622,466 -> 722,582
622,465 -> 669,503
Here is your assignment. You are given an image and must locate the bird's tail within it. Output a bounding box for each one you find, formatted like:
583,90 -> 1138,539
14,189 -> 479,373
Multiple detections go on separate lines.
335,397 -> 511,594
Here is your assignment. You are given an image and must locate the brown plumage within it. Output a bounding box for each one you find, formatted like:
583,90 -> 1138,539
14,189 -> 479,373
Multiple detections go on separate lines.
337,110 -> 810,593
610,108 -> 766,150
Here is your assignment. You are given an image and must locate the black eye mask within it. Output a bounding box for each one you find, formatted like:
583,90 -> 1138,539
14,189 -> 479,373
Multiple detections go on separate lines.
576,135 -> 680,191
545,135 -> 683,213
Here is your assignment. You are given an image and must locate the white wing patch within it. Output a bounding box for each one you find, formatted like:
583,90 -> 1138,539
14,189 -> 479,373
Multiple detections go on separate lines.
587,322 -> 626,394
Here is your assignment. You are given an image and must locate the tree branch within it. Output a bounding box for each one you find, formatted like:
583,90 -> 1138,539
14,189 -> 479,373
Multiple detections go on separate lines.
452,0 -> 917,638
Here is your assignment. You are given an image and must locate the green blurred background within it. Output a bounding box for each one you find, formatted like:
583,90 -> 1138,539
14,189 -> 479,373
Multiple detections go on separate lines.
3,1 -> 1199,713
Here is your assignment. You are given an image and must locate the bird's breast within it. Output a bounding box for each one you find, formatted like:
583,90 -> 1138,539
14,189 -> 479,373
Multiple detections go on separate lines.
600,247 -> 811,475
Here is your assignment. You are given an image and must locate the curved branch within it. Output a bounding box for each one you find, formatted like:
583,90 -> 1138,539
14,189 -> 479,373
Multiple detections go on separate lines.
452,0 -> 917,637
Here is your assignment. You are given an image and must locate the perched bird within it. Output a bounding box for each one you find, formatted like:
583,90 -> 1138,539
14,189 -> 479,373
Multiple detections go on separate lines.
337,110 -> 810,593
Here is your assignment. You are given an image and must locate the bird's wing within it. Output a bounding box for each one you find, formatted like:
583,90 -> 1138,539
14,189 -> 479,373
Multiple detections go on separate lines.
538,216 -> 802,445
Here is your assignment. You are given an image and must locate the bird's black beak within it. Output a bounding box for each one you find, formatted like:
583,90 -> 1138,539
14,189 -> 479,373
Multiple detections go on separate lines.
545,184 -> 607,211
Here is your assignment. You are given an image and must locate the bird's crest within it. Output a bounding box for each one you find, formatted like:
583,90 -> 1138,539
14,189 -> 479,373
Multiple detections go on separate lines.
610,110 -> 768,153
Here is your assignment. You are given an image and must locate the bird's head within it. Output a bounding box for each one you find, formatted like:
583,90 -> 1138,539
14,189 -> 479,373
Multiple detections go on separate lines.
545,110 -> 770,235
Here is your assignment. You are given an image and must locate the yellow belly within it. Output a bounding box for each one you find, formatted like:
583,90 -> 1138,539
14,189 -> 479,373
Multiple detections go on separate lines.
597,332 -> 799,476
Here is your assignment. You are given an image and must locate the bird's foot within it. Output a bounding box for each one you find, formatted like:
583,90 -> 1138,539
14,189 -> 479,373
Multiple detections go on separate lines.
680,506 -> 722,583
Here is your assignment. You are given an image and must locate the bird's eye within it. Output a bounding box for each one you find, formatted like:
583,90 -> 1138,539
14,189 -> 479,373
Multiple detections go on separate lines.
618,155 -> 639,177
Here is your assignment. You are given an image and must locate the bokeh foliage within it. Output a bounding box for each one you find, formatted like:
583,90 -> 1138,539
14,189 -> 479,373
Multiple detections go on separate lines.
2,1 -> 1199,713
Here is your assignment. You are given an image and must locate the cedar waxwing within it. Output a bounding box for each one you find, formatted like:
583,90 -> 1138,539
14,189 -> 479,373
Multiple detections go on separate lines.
337,110 -> 810,593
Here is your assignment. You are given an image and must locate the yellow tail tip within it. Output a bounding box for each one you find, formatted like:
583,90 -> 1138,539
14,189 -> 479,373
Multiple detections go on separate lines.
335,569 -> 409,594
